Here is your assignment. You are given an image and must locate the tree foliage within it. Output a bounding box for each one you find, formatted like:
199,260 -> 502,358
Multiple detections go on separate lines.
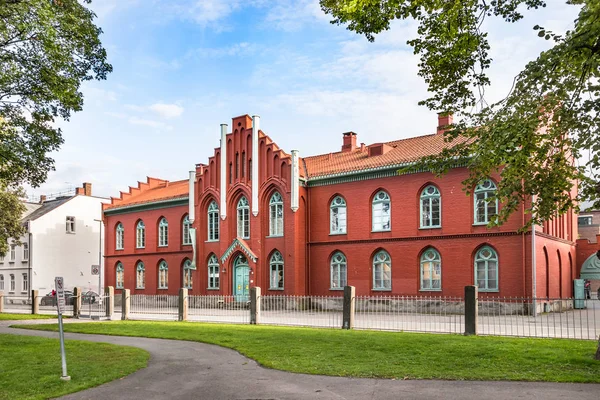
321,0 -> 600,226
0,184 -> 26,255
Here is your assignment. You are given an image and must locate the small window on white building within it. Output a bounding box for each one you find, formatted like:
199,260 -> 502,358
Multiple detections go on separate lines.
0,253 -> 5,262
66,216 -> 76,233
22,243 -> 29,261
22,273 -> 28,293
9,274 -> 15,292
0,275 -> 4,291
9,244 -> 16,261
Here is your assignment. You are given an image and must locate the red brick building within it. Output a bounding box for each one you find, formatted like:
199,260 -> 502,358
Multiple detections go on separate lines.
103,113 -> 578,299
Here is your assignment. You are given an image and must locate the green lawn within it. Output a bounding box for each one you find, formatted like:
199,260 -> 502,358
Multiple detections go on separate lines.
0,313 -> 57,321
14,321 -> 600,382
0,334 -> 149,400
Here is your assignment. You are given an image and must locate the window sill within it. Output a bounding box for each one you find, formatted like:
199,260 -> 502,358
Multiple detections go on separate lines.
479,289 -> 499,293
266,235 -> 284,239
21,291 -> 27,294
158,287 -> 169,290
22,260 -> 29,263
269,288 -> 284,291
182,243 -> 192,246
66,231 -> 76,235
207,288 -> 220,290
158,245 -> 168,248
472,222 -> 490,226
8,261 -> 15,264
116,287 -> 124,290
329,232 -> 347,236
372,288 -> 392,292
419,289 -> 442,292
115,249 -> 124,251
136,287 -> 145,290
419,226 -> 441,230
371,229 -> 391,233
329,288 -> 344,291
136,247 -> 145,250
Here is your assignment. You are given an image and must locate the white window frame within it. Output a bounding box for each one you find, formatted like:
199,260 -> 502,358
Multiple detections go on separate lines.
183,260 -> 193,289
207,201 -> 219,241
22,243 -> 29,261
9,274 -> 15,292
22,273 -> 28,293
420,185 -> 441,228
330,196 -> 347,234
116,223 -> 124,250
66,216 -> 76,233
578,216 -> 593,226
116,263 -> 124,289
269,192 -> 284,237
269,251 -> 284,290
9,244 -> 16,261
372,191 -> 391,232
0,275 -> 4,291
158,218 -> 169,247
420,248 -> 442,291
237,197 -> 250,239
474,180 -> 498,225
158,261 -> 168,289
0,253 -> 4,262
330,252 -> 347,290
136,220 -> 145,248
475,246 -> 499,292
372,250 -> 392,290
136,262 -> 145,289
208,254 -> 220,290
182,215 -> 192,245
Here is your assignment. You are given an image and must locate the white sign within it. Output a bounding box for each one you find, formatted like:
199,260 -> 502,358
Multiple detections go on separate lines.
91,265 -> 100,275
55,276 -> 66,314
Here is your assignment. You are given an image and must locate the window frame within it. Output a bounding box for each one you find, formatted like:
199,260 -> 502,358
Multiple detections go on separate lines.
420,185 -> 441,229
136,220 -> 146,249
116,223 -> 124,250
474,246 -> 499,292
269,192 -> 284,237
269,251 -> 284,290
158,217 -> 169,247
329,196 -> 347,235
372,250 -> 392,290
9,274 -> 15,292
207,201 -> 219,242
136,262 -> 145,289
116,263 -> 124,289
21,273 -> 28,293
22,243 -> 29,261
183,259 -> 193,289
208,254 -> 220,290
473,180 -> 498,225
66,216 -> 76,233
372,191 -> 391,232
330,252 -> 347,290
182,215 -> 192,245
578,216 -> 593,226
420,248 -> 442,291
158,261 -> 168,289
9,244 -> 15,262
0,275 -> 3,291
237,197 -> 250,239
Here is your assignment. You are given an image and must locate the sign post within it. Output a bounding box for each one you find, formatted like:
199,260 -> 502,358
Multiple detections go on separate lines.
54,276 -> 70,381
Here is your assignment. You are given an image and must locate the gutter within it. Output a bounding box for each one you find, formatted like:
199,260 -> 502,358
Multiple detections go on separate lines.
104,196 -> 189,215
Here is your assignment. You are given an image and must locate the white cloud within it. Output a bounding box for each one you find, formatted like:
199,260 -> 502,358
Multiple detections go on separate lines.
128,117 -> 172,130
265,0 -> 328,32
186,42 -> 259,59
149,103 -> 184,119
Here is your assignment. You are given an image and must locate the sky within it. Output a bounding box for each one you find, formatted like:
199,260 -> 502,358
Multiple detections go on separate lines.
28,0 -> 581,200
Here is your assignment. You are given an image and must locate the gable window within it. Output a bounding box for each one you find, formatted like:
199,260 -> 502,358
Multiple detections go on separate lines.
116,223 -> 124,250
136,220 -> 145,248
269,192 -> 284,236
420,248 -> 441,290
330,196 -> 347,234
9,244 -> 15,261
208,254 -> 220,289
237,197 -> 250,239
330,252 -> 347,289
66,216 -> 76,233
474,180 -> 498,224
9,274 -> 15,292
183,259 -> 193,289
208,201 -> 219,241
116,263 -> 124,289
578,216 -> 593,226
22,243 -> 29,261
136,262 -> 145,289
158,218 -> 169,247
475,246 -> 498,291
373,250 -> 392,290
22,273 -> 28,293
182,215 -> 192,245
420,186 -> 441,228
269,251 -> 284,290
158,261 -> 168,289
372,191 -> 391,231
0,275 -> 4,291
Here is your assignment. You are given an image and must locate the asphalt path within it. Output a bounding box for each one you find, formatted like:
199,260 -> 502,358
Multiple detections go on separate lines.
1,321 -> 599,400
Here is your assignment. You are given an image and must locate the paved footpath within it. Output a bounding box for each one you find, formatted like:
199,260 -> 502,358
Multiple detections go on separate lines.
1,320 -> 599,400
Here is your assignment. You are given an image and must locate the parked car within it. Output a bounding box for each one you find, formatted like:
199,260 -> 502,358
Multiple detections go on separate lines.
82,291 -> 99,304
39,291 -> 74,306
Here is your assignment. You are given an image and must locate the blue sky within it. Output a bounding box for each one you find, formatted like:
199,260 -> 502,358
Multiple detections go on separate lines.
29,0 -> 579,199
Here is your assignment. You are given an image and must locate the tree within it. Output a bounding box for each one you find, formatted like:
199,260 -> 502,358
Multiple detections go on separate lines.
0,185 -> 26,255
320,0 -> 600,226
0,0 -> 111,253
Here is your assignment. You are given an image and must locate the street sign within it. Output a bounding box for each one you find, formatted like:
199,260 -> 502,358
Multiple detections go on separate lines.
55,276 -> 66,314
91,265 -> 100,275
54,276 -> 70,381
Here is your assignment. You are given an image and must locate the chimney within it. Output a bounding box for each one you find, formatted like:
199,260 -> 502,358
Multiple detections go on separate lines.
437,112 -> 454,134
83,182 -> 92,196
341,131 -> 357,153
76,187 -> 84,195
39,195 -> 46,204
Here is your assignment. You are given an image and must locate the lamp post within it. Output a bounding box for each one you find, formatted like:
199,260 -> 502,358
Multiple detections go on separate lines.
93,219 -> 102,298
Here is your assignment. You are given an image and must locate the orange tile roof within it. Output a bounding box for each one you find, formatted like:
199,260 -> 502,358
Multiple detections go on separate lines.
303,133 -> 469,178
105,179 -> 188,210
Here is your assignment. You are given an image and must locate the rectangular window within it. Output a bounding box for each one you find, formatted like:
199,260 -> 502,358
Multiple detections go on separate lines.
9,244 -> 16,261
66,216 -> 76,233
9,274 -> 15,292
158,269 -> 168,289
330,207 -> 347,234
23,243 -> 29,261
238,208 -> 249,239
372,202 -> 391,231
0,275 -> 4,291
578,216 -> 593,226
0,254 -> 4,262
183,223 -> 192,245
208,212 -> 219,241
183,269 -> 193,289
22,274 -> 28,293
270,264 -> 284,289
208,266 -> 219,289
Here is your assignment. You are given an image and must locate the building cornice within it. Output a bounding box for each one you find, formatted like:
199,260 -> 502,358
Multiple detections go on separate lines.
308,231 -> 527,246
104,197 -> 189,216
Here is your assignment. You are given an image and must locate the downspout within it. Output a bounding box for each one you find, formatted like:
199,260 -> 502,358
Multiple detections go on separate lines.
532,212 -> 537,317
28,231 -> 32,303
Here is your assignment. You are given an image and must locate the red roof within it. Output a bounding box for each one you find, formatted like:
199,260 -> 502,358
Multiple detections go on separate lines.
104,178 -> 188,211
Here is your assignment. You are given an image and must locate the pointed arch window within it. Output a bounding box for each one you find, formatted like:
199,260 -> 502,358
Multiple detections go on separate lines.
136,221 -> 145,249
420,186 -> 441,228
116,223 -> 124,250
420,248 -> 441,290
330,252 -> 347,289
475,246 -> 498,291
269,251 -> 284,289
373,250 -> 391,290
116,263 -> 124,289
183,259 -> 193,289
269,192 -> 284,236
237,197 -> 250,239
158,218 -> 169,247
330,196 -> 347,234
372,191 -> 391,231
136,262 -> 145,289
182,215 -> 192,245
474,180 -> 498,224
158,261 -> 168,289
208,201 -> 220,241
208,254 -> 220,289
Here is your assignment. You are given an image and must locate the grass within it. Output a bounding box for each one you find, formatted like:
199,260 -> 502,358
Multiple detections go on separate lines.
0,313 -> 57,321
14,321 -> 600,383
0,334 -> 149,400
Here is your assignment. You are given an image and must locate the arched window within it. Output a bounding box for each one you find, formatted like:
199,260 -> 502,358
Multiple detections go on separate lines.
136,220 -> 145,248
208,201 -> 219,241
237,197 -> 250,239
474,180 -> 498,224
158,218 -> 169,247
182,215 -> 192,245
136,262 -> 145,289
116,223 -> 124,250
330,252 -> 347,289
269,192 -> 284,236
116,263 -> 124,289
372,191 -> 391,231
208,254 -> 219,289
158,261 -> 168,289
373,250 -> 391,290
420,248 -> 441,290
420,186 -> 441,228
330,196 -> 347,234
183,259 -> 193,289
475,246 -> 498,291
269,251 -> 284,289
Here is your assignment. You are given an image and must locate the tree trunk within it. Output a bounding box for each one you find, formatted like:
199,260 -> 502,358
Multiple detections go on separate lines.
596,338 -> 600,360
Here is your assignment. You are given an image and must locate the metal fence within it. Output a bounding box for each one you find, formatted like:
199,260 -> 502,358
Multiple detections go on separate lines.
188,295 -> 250,324
129,294 -> 178,320
260,295 -> 343,329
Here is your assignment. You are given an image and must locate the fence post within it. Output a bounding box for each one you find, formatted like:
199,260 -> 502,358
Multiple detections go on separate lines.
31,290 -> 39,314
73,287 -> 82,318
105,286 -> 114,319
179,288 -> 188,321
464,285 -> 478,335
121,289 -> 130,320
0,292 -> 4,313
250,287 -> 261,325
342,286 -> 355,329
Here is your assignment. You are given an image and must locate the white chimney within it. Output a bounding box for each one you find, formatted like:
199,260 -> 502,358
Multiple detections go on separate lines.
220,124 -> 227,220
188,170 -> 195,223
252,115 -> 260,216
291,150 -> 299,212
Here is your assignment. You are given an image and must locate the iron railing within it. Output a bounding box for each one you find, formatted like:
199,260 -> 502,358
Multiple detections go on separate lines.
260,295 -> 343,329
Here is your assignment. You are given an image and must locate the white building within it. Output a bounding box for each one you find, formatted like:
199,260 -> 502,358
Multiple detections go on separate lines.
0,183 -> 109,304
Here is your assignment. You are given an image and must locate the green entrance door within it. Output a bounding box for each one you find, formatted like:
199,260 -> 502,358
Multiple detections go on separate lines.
234,255 -> 250,302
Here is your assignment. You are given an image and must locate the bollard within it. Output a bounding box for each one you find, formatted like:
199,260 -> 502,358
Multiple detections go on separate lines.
464,285 -> 478,335
342,286 -> 355,329
0,292 -> 4,313
121,289 -> 130,320
179,288 -> 188,321
73,287 -> 82,318
250,287 -> 261,325
31,290 -> 39,314
105,286 -> 114,319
